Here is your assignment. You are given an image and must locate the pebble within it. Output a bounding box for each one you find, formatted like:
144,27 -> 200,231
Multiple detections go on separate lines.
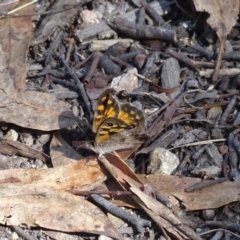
5,129 -> 18,141
11,232 -> 18,240
147,148 -> 180,175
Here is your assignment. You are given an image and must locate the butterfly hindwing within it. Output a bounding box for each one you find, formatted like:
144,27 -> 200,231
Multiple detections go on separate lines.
95,117 -> 131,145
118,103 -> 145,131
95,118 -> 149,153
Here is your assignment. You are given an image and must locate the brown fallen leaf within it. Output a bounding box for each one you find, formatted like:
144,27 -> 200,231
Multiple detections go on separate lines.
0,2 -> 79,131
0,185 -> 122,239
0,0 -> 34,91
130,186 -> 203,240
0,156 -> 107,190
0,46 -> 78,130
97,154 -> 198,239
141,175 -> 240,211
98,153 -> 145,191
192,0 -> 239,81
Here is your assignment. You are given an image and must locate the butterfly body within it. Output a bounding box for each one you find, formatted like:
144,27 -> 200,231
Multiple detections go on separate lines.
92,89 -> 148,154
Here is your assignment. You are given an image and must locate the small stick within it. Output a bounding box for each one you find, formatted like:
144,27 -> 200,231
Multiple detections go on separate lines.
184,178 -> 226,192
55,53 -> 92,119
91,194 -> 151,233
83,52 -> 101,84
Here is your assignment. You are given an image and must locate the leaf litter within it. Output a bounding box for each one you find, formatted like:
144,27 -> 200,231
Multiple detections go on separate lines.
0,0 -> 240,239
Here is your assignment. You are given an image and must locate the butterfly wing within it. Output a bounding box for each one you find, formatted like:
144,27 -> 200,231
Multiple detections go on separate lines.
95,117 -> 148,153
92,89 -> 148,154
94,117 -> 131,145
92,89 -> 120,133
118,103 -> 145,132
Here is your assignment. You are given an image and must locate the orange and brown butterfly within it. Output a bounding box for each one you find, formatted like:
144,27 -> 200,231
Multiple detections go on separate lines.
92,88 -> 148,154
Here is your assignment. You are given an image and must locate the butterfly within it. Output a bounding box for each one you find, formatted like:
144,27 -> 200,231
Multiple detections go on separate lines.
92,88 -> 148,154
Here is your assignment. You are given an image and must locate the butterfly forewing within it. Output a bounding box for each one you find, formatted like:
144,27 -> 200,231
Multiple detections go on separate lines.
92,89 -> 120,133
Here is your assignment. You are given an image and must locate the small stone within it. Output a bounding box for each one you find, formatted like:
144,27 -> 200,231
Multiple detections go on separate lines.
37,134 -> 51,145
24,135 -> 34,147
111,68 -> 139,92
20,161 -> 32,169
201,209 -> 215,220
5,129 -> 18,141
72,105 -> 79,116
11,232 -> 18,240
207,106 -> 222,120
0,154 -> 9,168
147,148 -> 179,175
108,213 -> 125,229
98,235 -> 113,240
35,159 -> 43,168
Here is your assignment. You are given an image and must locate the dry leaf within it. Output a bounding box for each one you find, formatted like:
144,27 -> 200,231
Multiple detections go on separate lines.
192,0 -> 239,81
0,42 -> 78,130
130,186 -> 202,240
0,1 -> 79,131
192,0 -> 239,39
0,186 -> 122,239
99,153 -> 144,191
0,156 -> 107,190
142,175 -> 240,211
0,0 -> 34,91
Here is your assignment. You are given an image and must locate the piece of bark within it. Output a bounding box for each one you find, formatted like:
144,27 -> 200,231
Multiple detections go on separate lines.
161,57 -> 181,99
108,18 -> 176,42
89,39 -> 133,52
200,68 -> 240,78
31,0 -> 91,46
74,0 -> 174,42
99,54 -> 121,75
